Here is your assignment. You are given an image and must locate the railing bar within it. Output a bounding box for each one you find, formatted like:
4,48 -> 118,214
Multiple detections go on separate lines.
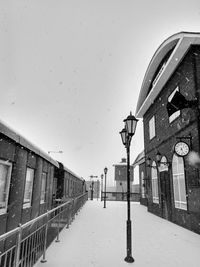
36,230 -> 39,260
27,235 -> 32,267
8,250 -> 12,267
10,248 -> 15,267
26,237 -> 30,267
31,231 -> 36,265
39,228 -> 42,256
4,251 -> 8,267
22,239 -> 27,267
30,232 -> 35,265
20,240 -> 25,267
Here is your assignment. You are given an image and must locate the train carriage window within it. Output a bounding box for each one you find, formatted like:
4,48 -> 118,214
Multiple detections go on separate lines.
0,160 -> 12,214
23,168 -> 34,208
40,172 -> 47,203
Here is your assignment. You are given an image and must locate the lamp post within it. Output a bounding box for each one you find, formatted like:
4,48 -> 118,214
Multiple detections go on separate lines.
101,174 -> 103,201
91,181 -> 94,200
120,111 -> 138,263
89,175 -> 98,200
103,167 -> 108,208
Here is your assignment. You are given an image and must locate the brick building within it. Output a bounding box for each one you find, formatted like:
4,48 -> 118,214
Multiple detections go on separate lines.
113,158 -> 134,193
135,32 -> 200,234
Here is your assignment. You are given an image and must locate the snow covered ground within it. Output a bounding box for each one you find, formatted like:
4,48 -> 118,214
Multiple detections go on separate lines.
35,200 -> 200,267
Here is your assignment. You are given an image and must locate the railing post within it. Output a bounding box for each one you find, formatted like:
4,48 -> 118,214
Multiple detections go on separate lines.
13,224 -> 22,267
66,204 -> 70,229
55,207 -> 61,243
41,210 -> 50,263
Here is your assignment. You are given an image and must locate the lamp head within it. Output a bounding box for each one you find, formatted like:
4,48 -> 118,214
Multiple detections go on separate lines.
104,167 -> 108,174
123,111 -> 138,136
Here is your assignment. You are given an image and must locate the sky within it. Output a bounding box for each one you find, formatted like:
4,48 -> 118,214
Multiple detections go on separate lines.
1,0 -> 200,185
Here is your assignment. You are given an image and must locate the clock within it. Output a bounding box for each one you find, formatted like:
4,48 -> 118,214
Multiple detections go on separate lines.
174,141 -> 190,157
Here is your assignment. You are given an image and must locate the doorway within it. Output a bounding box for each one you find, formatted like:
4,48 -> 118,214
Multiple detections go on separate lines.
160,171 -> 172,221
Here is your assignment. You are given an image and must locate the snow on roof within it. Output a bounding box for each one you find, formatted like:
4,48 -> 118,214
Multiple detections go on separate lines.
135,32 -> 200,118
0,119 -> 59,167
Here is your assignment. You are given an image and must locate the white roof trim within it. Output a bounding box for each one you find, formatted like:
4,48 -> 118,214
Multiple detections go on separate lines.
136,32 -> 200,118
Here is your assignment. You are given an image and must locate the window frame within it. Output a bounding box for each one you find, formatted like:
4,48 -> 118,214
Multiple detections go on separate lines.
40,172 -> 47,204
172,154 -> 187,210
23,167 -> 34,208
149,115 -> 156,140
0,159 -> 12,215
151,161 -> 159,204
168,86 -> 181,123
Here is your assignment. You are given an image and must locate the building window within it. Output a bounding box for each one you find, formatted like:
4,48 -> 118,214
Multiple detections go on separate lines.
151,161 -> 159,203
149,116 -> 155,140
172,154 -> 187,210
159,156 -> 169,172
168,87 -> 180,123
40,172 -> 47,203
23,168 -> 34,208
0,160 -> 12,214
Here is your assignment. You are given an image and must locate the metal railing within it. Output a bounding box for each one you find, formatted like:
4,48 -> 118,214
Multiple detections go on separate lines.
101,192 -> 140,202
0,193 -> 88,267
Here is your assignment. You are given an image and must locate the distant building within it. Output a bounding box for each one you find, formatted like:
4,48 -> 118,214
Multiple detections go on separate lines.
113,158 -> 134,193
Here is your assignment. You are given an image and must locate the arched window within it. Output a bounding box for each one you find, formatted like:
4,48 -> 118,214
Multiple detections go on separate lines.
159,156 -> 169,172
172,154 -> 187,210
141,171 -> 145,198
151,161 -> 159,203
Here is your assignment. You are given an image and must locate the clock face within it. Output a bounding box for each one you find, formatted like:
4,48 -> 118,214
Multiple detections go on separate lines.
174,141 -> 190,157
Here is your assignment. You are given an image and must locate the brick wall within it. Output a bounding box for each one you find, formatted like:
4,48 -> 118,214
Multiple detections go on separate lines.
143,45 -> 200,234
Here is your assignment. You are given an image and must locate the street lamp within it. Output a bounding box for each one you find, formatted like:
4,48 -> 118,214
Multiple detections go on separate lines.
91,181 -> 94,200
101,174 -> 104,201
120,111 -> 138,263
103,167 -> 108,208
89,175 -> 98,200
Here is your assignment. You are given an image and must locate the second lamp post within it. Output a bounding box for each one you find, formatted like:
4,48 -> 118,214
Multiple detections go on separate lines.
103,167 -> 108,208
120,112 -> 138,263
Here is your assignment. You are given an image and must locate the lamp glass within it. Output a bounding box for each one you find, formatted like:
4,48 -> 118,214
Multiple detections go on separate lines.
120,128 -> 127,146
124,112 -> 138,136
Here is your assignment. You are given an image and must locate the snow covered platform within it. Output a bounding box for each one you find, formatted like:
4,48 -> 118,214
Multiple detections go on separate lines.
35,200 -> 200,267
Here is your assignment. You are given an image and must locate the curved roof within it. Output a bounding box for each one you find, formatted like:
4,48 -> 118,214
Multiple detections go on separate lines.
132,150 -> 145,167
135,32 -> 200,118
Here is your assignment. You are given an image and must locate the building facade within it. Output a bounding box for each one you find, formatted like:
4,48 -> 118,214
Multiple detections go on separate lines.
113,158 -> 134,193
135,32 -> 200,234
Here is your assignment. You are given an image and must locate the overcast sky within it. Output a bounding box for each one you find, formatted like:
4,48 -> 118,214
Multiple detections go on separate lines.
1,0 -> 200,185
